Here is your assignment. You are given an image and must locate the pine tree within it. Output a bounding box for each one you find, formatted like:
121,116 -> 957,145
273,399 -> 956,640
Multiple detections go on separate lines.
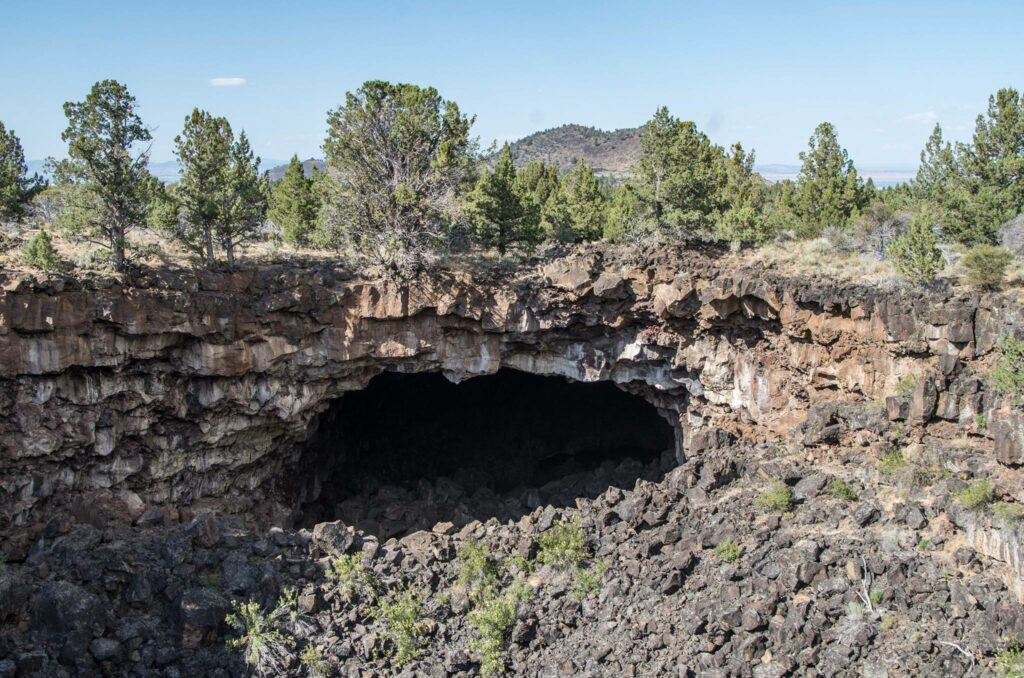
269,156 -> 316,246
470,144 -> 542,254
913,124 -> 958,203
22,229 -> 61,270
634,107 -> 725,240
604,183 -> 654,244
789,122 -> 866,237
888,208 -> 943,283
173,109 -> 233,265
61,80 -> 153,271
563,160 -> 606,242
716,143 -> 772,244
0,121 -> 46,220
517,162 -> 560,207
219,131 -> 268,267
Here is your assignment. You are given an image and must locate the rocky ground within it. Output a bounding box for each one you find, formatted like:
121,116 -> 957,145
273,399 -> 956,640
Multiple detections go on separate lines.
3,397 -> 1024,677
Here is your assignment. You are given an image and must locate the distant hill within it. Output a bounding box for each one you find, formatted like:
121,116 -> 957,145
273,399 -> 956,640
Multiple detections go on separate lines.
498,124 -> 642,180
264,158 -> 325,182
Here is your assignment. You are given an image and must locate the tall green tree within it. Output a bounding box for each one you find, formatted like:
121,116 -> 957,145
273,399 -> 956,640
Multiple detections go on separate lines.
61,80 -> 153,271
948,87 -> 1024,244
634,107 -> 725,239
604,183 -> 653,244
0,121 -> 45,220
716,143 -> 772,244
173,109 -> 233,265
889,208 -> 943,283
788,122 -> 866,236
563,160 -> 606,242
219,131 -> 268,267
913,124 -> 959,204
269,156 -> 316,245
470,144 -> 542,254
318,81 -> 476,271
517,162 -> 560,207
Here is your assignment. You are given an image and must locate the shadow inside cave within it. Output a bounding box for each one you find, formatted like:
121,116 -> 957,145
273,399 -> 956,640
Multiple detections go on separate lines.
293,369 -> 677,538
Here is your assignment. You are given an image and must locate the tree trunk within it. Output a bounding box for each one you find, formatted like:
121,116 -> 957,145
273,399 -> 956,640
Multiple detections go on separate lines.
112,225 -> 125,272
225,240 -> 235,269
204,225 -> 215,266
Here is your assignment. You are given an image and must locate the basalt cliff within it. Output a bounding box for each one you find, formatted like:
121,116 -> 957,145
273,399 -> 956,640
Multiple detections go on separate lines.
1,245 -> 1023,676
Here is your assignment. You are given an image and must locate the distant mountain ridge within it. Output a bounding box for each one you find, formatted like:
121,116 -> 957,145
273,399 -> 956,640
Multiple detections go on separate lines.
499,124 -> 641,180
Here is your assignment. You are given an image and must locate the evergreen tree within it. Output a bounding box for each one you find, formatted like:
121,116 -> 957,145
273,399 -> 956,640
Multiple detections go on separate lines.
470,144 -> 542,254
634,107 -> 725,240
913,124 -> 959,203
173,109 -> 233,265
888,208 -> 943,283
318,81 -> 476,271
61,80 -> 153,271
269,156 -> 316,245
563,160 -> 606,242
517,162 -> 560,207
716,143 -> 772,244
0,121 -> 45,220
604,183 -> 654,244
219,131 -> 268,267
22,229 -> 61,270
789,122 -> 866,236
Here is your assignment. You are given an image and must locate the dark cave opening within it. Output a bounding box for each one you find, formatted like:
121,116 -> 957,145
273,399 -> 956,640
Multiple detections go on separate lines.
295,369 -> 677,537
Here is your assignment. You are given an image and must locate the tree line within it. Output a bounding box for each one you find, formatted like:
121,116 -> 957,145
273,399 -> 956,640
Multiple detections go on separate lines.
1,79 -> 1022,281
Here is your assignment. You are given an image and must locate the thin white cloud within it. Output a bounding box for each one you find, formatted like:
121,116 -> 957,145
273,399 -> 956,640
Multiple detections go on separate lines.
902,110 -> 937,122
210,77 -> 246,87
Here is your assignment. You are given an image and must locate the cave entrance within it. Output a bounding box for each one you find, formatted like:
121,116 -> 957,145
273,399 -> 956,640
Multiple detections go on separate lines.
295,369 -> 677,537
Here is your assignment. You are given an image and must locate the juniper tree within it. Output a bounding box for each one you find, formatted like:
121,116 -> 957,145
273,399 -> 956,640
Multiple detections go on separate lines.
0,121 -> 45,220
269,155 -> 316,246
634,107 -> 725,240
218,131 -> 268,267
716,143 -> 772,245
470,144 -> 542,254
173,109 -> 233,264
787,122 -> 866,237
61,80 -> 153,270
318,81 -> 476,271
888,208 -> 943,283
563,160 -> 606,242
604,183 -> 654,244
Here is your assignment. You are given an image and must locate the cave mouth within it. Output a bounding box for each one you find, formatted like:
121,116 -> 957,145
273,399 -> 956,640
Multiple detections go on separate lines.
294,369 -> 677,537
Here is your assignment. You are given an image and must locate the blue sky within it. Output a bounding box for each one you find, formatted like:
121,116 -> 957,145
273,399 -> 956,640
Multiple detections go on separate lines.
2,0 -> 1022,169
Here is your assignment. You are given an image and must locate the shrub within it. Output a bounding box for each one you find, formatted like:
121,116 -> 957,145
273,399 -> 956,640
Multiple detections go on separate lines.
827,479 -> 858,502
224,599 -> 294,674
916,538 -> 933,551
888,209 -> 943,283
997,642 -> 1024,677
458,542 -> 500,602
879,450 -> 907,476
327,554 -> 377,601
991,335 -> 1024,402
536,519 -> 587,568
714,538 -> 741,563
372,586 -> 429,667
22,229 -> 61,271
895,374 -> 918,397
571,559 -> 609,600
962,245 -> 1014,289
468,579 -> 532,676
994,502 -> 1024,526
299,645 -> 330,677
954,479 -> 994,510
845,600 -> 867,620
755,480 -> 793,512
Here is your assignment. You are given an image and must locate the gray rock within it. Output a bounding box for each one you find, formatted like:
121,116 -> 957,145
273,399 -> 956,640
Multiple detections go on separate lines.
31,581 -> 104,635
90,637 -> 122,662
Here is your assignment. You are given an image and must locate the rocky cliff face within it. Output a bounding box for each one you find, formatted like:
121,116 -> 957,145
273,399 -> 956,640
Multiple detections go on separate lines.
3,244 -> 1024,676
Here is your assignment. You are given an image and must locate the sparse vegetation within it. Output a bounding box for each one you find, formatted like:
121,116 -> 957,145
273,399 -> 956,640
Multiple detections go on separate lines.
991,335 -> 1024,402
994,502 -> 1024,526
536,519 -> 588,568
895,374 -> 918,398
327,554 -> 377,601
827,479 -> 858,502
880,450 -> 907,476
962,245 -> 1014,289
997,642 -> 1024,677
714,538 -> 741,563
372,586 -> 430,667
916,538 -> 934,551
954,479 -> 995,510
572,559 -> 609,600
299,645 -> 330,677
468,579 -> 532,675
224,598 -> 295,675
755,480 -> 793,512
458,541 -> 501,603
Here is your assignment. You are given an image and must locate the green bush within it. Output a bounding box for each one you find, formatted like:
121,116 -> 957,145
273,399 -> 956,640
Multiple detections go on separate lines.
536,519 -> 587,568
755,480 -> 793,512
827,479 -> 858,502
468,579 -> 532,676
327,554 -> 377,601
888,209 -> 943,283
458,542 -> 500,602
895,374 -> 918,397
22,229 -> 62,271
991,335 -> 1024,402
994,502 -> 1024,526
299,645 -> 330,677
571,559 -> 608,600
879,450 -> 907,476
224,599 -> 294,672
372,586 -> 429,667
997,642 -> 1024,677
962,245 -> 1014,288
714,538 -> 741,563
954,479 -> 994,510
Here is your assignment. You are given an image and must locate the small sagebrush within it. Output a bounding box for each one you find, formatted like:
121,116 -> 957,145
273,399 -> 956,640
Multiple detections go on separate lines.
879,450 -> 907,476
372,586 -> 429,667
468,579 -> 532,676
224,599 -> 294,675
714,538 -> 741,563
327,554 -> 377,601
954,479 -> 994,510
755,480 -> 793,512
536,519 -> 588,568
962,245 -> 1014,289
991,335 -> 1024,402
827,479 -> 858,502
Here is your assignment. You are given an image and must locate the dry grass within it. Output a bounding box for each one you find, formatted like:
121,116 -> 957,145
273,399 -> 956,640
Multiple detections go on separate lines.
729,238 -> 900,284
